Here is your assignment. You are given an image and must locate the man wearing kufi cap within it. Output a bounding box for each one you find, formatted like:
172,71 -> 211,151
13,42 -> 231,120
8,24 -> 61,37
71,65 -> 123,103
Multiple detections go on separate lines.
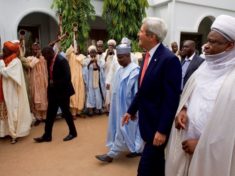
96,44 -> 143,163
121,37 -> 139,65
166,14 -> 235,176
0,41 -> 32,143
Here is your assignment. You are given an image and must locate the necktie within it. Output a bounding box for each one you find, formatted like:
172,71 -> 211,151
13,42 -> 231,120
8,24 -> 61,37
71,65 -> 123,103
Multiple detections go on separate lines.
140,52 -> 150,86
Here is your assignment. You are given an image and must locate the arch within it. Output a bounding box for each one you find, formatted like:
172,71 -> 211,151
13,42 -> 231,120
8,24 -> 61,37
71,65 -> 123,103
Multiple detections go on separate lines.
88,16 -> 108,45
198,15 -> 215,45
15,8 -> 58,28
195,14 -> 215,31
16,9 -> 59,54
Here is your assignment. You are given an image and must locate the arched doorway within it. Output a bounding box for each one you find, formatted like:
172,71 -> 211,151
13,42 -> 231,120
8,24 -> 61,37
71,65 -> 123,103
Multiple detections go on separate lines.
180,16 -> 215,54
18,12 -> 58,56
88,16 -> 108,45
198,16 -> 215,46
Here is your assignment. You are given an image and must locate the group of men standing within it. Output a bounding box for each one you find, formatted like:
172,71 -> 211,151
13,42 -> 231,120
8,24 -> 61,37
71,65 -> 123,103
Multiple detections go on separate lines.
1,13 -> 235,176
97,14 -> 235,176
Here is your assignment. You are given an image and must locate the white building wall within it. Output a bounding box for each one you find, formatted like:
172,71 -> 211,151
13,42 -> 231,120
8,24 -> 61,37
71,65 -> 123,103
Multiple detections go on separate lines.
0,0 -> 57,43
177,0 -> 235,11
147,0 -> 235,46
91,0 -> 103,16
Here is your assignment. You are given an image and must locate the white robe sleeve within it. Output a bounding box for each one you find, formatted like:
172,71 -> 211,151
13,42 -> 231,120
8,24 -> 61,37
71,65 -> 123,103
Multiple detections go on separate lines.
0,59 -> 22,86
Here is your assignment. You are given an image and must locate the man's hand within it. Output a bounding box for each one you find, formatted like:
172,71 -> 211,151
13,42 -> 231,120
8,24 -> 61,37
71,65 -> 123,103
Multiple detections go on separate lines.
36,50 -> 41,58
122,113 -> 136,126
106,84 -> 110,90
153,131 -> 166,146
175,107 -> 188,130
182,139 -> 198,155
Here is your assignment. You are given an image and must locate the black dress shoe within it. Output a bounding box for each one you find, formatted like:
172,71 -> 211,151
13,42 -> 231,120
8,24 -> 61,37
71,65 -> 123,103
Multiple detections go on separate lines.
126,152 -> 142,158
95,154 -> 113,163
34,136 -> 52,143
63,134 -> 77,141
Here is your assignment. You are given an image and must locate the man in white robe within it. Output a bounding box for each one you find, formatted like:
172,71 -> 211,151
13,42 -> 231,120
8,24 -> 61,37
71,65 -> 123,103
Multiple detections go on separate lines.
104,39 -> 118,112
165,14 -> 235,176
83,45 -> 106,116
0,41 -> 32,143
95,44 -> 144,163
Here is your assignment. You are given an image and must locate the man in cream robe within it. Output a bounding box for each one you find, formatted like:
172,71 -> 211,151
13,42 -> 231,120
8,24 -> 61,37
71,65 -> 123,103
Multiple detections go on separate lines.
26,43 -> 48,125
165,15 -> 235,176
0,41 -> 32,143
66,45 -> 85,118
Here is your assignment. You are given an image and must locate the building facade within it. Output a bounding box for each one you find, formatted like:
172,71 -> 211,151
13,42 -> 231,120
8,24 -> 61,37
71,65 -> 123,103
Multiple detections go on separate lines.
147,0 -> 235,49
0,0 -> 235,52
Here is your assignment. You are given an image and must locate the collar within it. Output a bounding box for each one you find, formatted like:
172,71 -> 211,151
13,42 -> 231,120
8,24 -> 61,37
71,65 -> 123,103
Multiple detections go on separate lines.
148,43 -> 160,58
185,52 -> 195,61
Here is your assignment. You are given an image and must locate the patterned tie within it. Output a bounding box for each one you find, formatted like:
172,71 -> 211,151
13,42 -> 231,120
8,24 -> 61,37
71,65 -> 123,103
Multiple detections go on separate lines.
140,52 -> 150,86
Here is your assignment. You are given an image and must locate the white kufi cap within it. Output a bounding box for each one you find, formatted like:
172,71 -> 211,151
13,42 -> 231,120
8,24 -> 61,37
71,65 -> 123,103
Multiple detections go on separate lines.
121,37 -> 131,46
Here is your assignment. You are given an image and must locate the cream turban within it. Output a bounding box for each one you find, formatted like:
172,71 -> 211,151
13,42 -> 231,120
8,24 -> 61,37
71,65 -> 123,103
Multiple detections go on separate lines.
107,39 -> 116,46
211,15 -> 235,42
116,44 -> 131,55
88,45 -> 97,53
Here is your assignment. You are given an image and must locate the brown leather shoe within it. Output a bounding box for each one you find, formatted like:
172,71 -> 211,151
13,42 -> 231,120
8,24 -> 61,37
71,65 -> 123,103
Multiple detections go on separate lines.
95,154 -> 113,163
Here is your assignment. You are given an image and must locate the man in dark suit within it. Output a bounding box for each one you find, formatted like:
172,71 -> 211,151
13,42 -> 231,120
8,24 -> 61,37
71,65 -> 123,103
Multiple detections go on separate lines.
122,17 -> 182,176
34,46 -> 77,143
181,40 -> 204,89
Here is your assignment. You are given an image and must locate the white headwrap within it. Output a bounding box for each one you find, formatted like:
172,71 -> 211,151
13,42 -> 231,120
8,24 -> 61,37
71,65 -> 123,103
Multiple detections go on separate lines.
88,45 -> 97,53
96,40 -> 103,45
205,14 -> 235,72
121,37 -> 131,46
11,40 -> 20,44
211,15 -> 235,42
107,39 -> 116,46
116,44 -> 131,55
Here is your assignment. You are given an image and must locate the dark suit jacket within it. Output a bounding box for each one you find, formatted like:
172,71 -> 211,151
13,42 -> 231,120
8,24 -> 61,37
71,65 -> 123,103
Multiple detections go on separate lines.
183,54 -> 204,86
48,54 -> 75,99
127,43 -> 182,143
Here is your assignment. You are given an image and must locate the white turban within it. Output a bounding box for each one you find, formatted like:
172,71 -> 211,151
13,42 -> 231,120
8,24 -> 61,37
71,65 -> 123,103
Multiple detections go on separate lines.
96,40 -> 103,45
211,15 -> 235,42
88,45 -> 97,53
121,37 -> 131,46
116,44 -> 131,55
107,39 -> 116,46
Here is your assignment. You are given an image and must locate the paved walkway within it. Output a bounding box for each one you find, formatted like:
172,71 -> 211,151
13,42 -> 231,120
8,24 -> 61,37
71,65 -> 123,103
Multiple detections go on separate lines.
0,115 -> 140,176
